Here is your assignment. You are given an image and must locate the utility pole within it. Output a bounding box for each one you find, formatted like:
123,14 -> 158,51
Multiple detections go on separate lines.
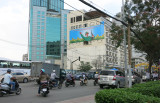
71,57 -> 80,74
122,0 -> 128,88
128,15 -> 132,88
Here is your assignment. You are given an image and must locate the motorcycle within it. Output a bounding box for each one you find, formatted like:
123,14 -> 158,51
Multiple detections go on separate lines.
93,78 -> 98,86
0,78 -> 21,97
65,77 -> 75,87
40,82 -> 49,97
80,77 -> 88,86
49,78 -> 62,89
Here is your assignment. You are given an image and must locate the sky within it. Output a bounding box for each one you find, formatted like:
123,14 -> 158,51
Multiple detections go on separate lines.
0,0 -> 122,61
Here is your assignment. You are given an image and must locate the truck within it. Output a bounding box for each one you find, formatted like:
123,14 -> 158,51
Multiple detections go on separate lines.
30,62 -> 66,84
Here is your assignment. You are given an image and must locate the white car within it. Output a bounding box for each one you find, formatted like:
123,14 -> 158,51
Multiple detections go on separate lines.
98,69 -> 125,89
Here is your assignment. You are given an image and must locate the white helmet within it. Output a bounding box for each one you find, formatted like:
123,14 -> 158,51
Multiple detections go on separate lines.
53,70 -> 56,72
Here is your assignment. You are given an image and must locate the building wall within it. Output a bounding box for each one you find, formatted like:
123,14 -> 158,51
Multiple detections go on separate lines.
66,10 -> 127,71
29,0 -> 64,62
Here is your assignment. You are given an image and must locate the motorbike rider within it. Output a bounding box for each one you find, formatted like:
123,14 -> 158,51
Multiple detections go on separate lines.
66,72 -> 72,82
3,69 -> 16,91
37,69 -> 49,96
50,70 -> 58,86
94,72 -> 99,83
82,73 -> 86,83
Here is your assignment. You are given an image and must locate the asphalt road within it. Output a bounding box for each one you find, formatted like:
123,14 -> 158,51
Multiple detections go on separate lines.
0,80 -> 100,103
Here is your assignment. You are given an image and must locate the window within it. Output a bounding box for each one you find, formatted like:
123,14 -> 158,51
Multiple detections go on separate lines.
38,18 -> 40,21
84,23 -> 88,27
37,15 -> 40,18
37,22 -> 40,25
76,25 -> 78,29
79,25 -> 82,28
42,16 -> 45,18
76,15 -> 82,22
83,41 -> 88,45
37,39 -> 40,42
41,19 -> 45,21
37,26 -> 40,29
42,11 -> 45,15
37,34 -> 40,37
36,52 -> 39,54
37,30 -> 40,33
17,73 -> 24,75
71,18 -> 73,23
41,22 -> 44,25
37,11 -> 41,14
100,71 -> 114,76
41,26 -> 44,29
41,52 -> 43,54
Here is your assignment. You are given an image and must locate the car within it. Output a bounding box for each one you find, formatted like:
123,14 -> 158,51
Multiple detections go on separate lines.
98,69 -> 125,89
88,72 -> 96,80
0,72 -> 31,83
74,73 -> 82,80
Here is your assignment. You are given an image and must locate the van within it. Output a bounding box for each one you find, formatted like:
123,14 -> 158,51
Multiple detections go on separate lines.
98,69 -> 125,88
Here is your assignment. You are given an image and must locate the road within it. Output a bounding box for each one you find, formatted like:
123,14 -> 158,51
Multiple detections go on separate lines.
0,80 -> 100,103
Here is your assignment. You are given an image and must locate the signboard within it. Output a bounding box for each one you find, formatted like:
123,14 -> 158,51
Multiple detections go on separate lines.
70,24 -> 104,43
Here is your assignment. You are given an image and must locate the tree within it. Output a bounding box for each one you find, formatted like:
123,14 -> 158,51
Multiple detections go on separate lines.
110,0 -> 160,76
78,61 -> 92,72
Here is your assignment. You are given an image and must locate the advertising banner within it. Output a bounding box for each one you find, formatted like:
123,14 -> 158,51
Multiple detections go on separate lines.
70,24 -> 104,43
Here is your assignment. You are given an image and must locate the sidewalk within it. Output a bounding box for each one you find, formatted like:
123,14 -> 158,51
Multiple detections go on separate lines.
55,95 -> 96,103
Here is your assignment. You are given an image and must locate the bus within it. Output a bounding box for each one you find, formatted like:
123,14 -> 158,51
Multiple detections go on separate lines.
0,58 -> 31,76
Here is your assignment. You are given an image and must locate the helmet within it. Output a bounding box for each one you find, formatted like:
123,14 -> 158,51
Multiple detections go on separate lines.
96,72 -> 98,74
41,69 -> 45,73
53,70 -> 55,72
7,69 -> 11,72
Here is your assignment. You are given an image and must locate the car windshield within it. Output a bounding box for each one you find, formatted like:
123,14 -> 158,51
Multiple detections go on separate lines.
100,71 -> 114,76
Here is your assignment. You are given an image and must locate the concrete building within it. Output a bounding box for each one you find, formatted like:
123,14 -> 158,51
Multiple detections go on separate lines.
22,54 -> 28,61
66,10 -> 127,71
28,0 -> 67,63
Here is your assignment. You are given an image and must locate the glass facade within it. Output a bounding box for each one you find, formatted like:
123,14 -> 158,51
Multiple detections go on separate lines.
29,0 -> 64,61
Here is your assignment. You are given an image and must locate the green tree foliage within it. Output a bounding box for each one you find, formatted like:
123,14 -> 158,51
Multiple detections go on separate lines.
78,61 -> 92,72
110,0 -> 160,74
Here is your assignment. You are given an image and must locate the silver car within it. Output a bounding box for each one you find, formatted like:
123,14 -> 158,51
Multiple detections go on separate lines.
98,69 -> 125,89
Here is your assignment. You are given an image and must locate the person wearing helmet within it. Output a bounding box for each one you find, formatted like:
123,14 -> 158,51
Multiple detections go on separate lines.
37,69 -> 49,96
66,72 -> 72,81
3,69 -> 15,91
94,72 -> 99,83
50,70 -> 58,86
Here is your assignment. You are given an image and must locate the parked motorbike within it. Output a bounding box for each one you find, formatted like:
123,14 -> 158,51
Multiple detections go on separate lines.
40,82 -> 49,97
80,78 -> 88,86
65,77 -> 75,87
0,78 -> 21,97
93,78 -> 98,86
49,78 -> 62,89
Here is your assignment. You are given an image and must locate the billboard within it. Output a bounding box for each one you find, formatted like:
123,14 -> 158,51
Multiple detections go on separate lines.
70,24 -> 104,43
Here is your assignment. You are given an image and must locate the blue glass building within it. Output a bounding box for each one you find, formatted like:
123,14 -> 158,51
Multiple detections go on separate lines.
28,0 -> 67,62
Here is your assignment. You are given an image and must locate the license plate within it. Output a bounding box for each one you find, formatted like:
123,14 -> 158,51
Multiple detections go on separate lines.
103,78 -> 108,81
42,88 -> 47,91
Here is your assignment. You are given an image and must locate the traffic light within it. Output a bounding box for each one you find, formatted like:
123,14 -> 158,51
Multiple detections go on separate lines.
79,57 -> 80,61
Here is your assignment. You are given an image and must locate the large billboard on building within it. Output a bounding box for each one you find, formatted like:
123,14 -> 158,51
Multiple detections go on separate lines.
70,24 -> 104,43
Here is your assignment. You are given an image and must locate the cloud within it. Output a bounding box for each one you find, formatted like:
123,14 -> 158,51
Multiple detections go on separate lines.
0,0 -> 29,60
65,0 -> 122,16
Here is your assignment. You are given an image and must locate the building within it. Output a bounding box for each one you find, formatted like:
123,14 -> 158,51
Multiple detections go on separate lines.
22,54 -> 28,61
67,10 -> 127,71
28,0 -> 66,62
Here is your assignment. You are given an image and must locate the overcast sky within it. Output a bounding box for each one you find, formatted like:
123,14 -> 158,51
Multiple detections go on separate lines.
0,0 -> 122,61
